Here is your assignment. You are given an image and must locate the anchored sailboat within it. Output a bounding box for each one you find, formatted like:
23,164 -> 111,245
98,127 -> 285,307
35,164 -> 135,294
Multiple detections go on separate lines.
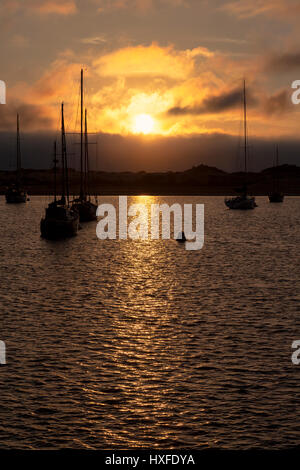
225,80 -> 256,210
268,145 -> 284,203
5,114 -> 28,204
71,69 -> 97,222
40,103 -> 79,240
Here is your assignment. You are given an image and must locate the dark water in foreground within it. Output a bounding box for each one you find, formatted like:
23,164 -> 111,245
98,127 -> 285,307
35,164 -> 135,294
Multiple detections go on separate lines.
0,196 -> 299,450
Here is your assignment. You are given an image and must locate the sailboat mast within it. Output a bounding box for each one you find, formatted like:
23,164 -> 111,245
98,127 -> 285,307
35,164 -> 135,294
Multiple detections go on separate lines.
80,68 -> 84,200
276,144 -> 279,192
61,103 -> 65,201
84,108 -> 89,198
16,113 -> 21,185
53,141 -> 57,202
61,102 -> 69,204
243,80 -> 248,174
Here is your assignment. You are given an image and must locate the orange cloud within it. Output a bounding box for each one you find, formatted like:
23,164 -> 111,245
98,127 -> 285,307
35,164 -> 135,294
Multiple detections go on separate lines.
0,0 -> 77,16
7,59 -> 82,131
3,39 -> 298,139
12,60 -> 81,105
31,1 -> 77,15
93,43 -> 213,79
96,0 -> 188,12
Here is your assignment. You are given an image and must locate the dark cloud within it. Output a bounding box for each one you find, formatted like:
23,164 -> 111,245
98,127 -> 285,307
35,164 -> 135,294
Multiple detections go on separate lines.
265,52 -> 300,72
168,87 -> 257,116
1,130 -> 300,173
262,89 -> 292,115
168,85 -> 293,117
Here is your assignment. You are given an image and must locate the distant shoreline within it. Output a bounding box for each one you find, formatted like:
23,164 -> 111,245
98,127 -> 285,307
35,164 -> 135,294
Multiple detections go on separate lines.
1,163 -> 300,196
2,191 -> 300,196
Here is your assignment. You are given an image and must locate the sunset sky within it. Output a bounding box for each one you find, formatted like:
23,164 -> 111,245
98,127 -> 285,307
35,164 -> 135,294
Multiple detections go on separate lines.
1,0 -> 300,171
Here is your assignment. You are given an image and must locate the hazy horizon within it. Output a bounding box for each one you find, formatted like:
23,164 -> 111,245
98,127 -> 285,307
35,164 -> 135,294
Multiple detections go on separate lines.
1,130 -> 300,173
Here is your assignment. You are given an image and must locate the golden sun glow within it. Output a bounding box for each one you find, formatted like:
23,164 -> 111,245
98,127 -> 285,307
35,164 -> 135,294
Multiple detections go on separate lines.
132,114 -> 155,134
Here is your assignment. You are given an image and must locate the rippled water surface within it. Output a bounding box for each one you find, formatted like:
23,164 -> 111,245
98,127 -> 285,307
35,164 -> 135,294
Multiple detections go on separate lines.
0,196 -> 299,450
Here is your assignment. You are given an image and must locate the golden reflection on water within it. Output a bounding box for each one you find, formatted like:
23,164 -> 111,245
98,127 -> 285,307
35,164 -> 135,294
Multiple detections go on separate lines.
104,196 -> 188,446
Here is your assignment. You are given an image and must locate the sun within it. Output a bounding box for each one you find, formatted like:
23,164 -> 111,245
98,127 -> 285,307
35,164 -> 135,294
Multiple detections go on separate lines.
133,114 -> 154,135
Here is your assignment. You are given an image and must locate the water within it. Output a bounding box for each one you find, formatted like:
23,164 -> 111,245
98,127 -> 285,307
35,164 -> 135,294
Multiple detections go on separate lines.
0,196 -> 299,450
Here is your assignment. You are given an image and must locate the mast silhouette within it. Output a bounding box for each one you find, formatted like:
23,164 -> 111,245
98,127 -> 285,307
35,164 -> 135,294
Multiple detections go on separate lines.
61,102 -> 69,205
224,79 -> 256,209
243,79 -> 248,176
275,144 -> 279,192
268,144 -> 284,202
5,114 -> 28,203
70,69 -> 97,221
84,108 -> 89,198
53,141 -> 58,202
80,68 -> 84,200
16,114 -> 21,186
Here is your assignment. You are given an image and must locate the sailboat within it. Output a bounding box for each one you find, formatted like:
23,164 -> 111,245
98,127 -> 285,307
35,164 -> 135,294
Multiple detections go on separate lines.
268,145 -> 284,203
71,69 -> 97,222
5,114 -> 28,203
225,80 -> 256,210
40,103 -> 79,240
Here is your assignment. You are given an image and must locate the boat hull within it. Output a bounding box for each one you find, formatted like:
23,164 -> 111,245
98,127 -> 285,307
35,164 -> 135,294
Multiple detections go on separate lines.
72,200 -> 97,222
40,203 -> 79,239
225,196 -> 256,210
269,192 -> 284,203
40,217 -> 79,239
5,190 -> 27,204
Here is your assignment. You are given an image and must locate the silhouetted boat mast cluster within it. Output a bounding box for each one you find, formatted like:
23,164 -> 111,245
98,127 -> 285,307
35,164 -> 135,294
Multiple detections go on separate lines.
39,69 -> 99,239
71,69 -> 97,223
40,103 -> 79,239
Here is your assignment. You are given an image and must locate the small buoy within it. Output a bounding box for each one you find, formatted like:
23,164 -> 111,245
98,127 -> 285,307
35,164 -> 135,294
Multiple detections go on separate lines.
176,231 -> 186,243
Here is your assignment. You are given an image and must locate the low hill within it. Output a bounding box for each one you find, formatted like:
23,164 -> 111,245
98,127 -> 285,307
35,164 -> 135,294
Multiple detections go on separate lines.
0,164 -> 299,195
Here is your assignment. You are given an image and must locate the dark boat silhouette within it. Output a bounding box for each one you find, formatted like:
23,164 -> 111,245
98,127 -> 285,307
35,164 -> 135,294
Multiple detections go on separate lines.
71,69 -> 97,222
41,104 -> 79,240
268,145 -> 284,203
5,114 -> 28,204
269,192 -> 284,203
225,81 -> 256,210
